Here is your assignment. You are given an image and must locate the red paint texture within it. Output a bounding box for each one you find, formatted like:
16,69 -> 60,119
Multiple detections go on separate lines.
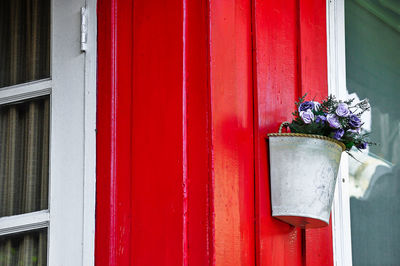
129,0 -> 255,264
299,0 -> 329,101
131,1 -> 184,264
185,0 -> 213,264
96,0 -> 133,265
253,0 -> 333,265
96,0 -> 333,265
209,0 -> 255,265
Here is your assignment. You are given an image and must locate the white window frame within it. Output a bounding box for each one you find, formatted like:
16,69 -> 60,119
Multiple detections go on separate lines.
0,0 -> 97,265
327,0 -> 353,265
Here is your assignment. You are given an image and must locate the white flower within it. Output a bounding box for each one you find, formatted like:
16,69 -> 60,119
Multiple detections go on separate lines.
313,101 -> 321,111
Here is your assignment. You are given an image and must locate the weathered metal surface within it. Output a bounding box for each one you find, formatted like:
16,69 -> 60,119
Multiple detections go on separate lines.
268,135 -> 343,228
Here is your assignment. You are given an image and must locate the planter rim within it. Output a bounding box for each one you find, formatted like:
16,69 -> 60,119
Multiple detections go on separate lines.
267,133 -> 346,152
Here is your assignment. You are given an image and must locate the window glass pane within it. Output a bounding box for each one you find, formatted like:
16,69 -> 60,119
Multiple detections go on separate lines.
0,97 -> 49,217
0,0 -> 51,88
0,229 -> 47,266
345,0 -> 400,265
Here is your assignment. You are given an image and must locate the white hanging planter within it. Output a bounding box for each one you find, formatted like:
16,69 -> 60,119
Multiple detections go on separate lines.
268,126 -> 345,228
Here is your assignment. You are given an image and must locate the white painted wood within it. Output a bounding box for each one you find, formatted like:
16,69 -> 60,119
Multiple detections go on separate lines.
327,0 -> 354,265
0,79 -> 51,105
0,0 -> 96,265
0,211 -> 49,236
82,0 -> 97,265
48,0 -> 95,265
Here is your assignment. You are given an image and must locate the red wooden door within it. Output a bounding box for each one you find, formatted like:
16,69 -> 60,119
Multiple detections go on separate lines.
253,0 -> 334,265
96,0 -> 334,265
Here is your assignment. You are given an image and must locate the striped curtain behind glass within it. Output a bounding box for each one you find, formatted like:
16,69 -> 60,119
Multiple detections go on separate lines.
0,0 -> 50,265
0,97 -> 49,266
0,0 -> 50,88
0,230 -> 47,266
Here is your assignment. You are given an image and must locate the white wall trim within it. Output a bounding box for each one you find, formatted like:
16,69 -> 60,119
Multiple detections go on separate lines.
48,0 -> 97,264
326,0 -> 354,265
82,0 -> 97,265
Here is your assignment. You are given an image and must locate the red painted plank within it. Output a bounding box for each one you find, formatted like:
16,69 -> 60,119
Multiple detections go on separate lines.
253,0 -> 304,265
131,1 -> 185,264
209,0 -> 255,265
305,217 -> 334,266
186,0 -> 213,265
299,1 -> 334,265
299,0 -> 329,102
97,0 -> 333,265
96,0 -> 133,265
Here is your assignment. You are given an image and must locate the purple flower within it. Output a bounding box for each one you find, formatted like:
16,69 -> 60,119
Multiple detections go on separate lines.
300,109 -> 314,124
326,114 -> 341,129
336,103 -> 350,117
315,115 -> 326,124
298,101 -> 315,113
356,142 -> 368,149
349,114 -> 361,128
333,129 -> 345,140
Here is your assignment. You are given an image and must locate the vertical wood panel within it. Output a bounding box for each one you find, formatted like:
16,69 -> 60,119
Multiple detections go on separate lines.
209,0 -> 255,265
96,0 -> 133,265
186,0 -> 213,265
131,1 -> 185,265
299,0 -> 329,101
253,0 -> 303,265
299,1 -> 334,265
97,0 -> 334,265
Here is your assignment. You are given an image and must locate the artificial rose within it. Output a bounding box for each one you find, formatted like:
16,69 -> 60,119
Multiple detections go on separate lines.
315,115 -> 326,124
336,103 -> 350,117
349,114 -> 361,128
326,114 -> 341,129
287,93 -> 373,152
298,101 -> 315,113
347,128 -> 359,134
356,142 -> 368,149
300,109 -> 314,124
313,101 -> 321,111
333,129 -> 345,140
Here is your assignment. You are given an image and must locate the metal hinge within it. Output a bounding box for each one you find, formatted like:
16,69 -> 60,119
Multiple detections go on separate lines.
81,7 -> 88,52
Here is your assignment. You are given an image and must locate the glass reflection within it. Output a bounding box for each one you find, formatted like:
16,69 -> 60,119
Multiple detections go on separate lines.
345,0 -> 400,265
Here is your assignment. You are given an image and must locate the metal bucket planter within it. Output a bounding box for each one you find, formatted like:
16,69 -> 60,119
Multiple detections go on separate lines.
267,131 -> 345,228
